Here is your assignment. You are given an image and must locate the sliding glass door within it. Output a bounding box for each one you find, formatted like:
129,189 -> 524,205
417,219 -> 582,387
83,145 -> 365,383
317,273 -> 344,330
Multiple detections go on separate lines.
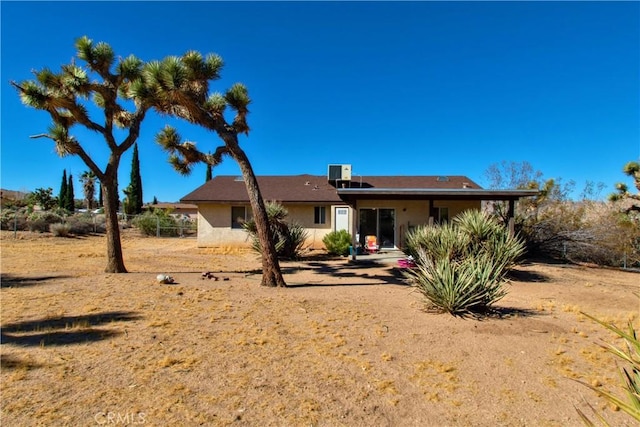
359,208 -> 395,249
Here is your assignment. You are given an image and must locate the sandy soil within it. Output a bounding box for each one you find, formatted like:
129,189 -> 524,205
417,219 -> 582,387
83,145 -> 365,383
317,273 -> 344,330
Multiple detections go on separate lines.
1,229 -> 639,426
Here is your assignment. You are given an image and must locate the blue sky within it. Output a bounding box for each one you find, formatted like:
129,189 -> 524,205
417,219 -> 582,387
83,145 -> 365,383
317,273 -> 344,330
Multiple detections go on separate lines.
1,1 -> 638,203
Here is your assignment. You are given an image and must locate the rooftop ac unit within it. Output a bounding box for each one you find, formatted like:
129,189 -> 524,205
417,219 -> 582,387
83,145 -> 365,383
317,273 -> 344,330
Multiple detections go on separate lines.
328,164 -> 352,181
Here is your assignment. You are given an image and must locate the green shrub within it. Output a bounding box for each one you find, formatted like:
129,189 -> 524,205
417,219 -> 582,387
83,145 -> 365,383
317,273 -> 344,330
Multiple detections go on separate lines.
242,202 -> 309,259
50,222 -> 71,237
132,211 -> 178,237
404,210 -> 525,315
322,230 -> 352,256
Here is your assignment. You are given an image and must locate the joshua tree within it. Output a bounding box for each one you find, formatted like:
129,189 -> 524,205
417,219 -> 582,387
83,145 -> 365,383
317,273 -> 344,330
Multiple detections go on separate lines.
28,187 -> 58,211
12,36 -> 152,272
610,161 -> 640,213
147,51 -> 285,287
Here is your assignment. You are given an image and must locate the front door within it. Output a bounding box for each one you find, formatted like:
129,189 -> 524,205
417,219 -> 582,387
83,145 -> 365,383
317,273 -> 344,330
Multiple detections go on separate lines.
358,208 -> 395,249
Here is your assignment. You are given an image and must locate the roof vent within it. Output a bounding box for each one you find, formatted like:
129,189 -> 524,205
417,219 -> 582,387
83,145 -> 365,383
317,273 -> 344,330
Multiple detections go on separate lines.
437,176 -> 449,182
234,176 -> 244,182
462,182 -> 470,188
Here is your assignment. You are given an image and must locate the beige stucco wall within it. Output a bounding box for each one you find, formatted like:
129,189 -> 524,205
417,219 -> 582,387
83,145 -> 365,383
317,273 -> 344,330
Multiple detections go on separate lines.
196,204 -> 251,247
432,200 -> 481,219
195,200 -> 480,249
195,203 -> 350,249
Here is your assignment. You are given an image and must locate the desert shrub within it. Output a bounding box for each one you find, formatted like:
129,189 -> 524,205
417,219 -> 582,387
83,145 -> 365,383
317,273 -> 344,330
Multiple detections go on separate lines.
1,209 -> 29,231
522,200 -> 640,267
26,211 -> 64,233
322,229 -> 352,256
66,214 -> 98,235
132,211 -> 178,237
576,309 -> 640,424
242,202 -> 308,259
404,210 -> 525,315
50,222 -> 71,237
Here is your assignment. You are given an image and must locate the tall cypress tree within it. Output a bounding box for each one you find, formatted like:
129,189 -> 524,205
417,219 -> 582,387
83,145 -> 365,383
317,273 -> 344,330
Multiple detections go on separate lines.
98,182 -> 103,208
66,173 -> 75,211
129,143 -> 143,214
59,169 -> 68,209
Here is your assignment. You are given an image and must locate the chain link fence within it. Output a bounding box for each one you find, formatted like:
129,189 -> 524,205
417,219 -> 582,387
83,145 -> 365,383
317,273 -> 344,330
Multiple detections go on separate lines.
1,209 -> 197,238
122,212 -> 197,237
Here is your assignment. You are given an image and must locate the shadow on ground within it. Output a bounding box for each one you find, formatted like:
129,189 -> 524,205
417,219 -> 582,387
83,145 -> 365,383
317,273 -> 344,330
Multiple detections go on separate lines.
0,353 -> 45,370
508,268 -> 550,283
1,311 -> 141,347
0,274 -> 74,289
284,261 -> 410,288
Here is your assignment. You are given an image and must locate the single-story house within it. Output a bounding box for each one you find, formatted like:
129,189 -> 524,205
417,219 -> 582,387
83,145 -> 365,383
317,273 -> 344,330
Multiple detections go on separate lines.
180,165 -> 538,251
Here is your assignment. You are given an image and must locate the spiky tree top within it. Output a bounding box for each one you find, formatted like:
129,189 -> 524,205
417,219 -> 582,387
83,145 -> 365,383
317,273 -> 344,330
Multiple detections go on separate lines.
144,51 -> 250,174
610,161 -> 640,202
11,36 -> 150,177
609,161 -> 640,215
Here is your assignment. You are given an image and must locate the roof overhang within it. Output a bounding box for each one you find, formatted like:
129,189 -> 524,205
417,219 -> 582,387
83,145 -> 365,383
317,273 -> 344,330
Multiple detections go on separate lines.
336,188 -> 539,202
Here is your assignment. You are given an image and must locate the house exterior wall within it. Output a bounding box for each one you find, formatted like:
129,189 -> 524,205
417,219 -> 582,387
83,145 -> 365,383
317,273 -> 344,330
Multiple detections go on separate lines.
195,202 -> 351,248
195,199 -> 480,249
432,200 -> 481,219
196,204 -> 251,247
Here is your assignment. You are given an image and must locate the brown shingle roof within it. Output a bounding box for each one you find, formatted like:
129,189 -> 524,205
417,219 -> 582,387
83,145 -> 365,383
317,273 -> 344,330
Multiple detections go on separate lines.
181,174 -> 482,204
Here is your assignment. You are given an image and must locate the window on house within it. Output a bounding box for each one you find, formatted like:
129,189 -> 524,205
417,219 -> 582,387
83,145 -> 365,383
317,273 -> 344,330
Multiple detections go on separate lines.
314,206 -> 326,224
231,206 -> 247,229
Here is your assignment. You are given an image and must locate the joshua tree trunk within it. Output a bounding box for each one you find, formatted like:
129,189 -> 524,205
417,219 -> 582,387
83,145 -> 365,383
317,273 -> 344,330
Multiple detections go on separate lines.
101,178 -> 127,273
225,138 -> 285,287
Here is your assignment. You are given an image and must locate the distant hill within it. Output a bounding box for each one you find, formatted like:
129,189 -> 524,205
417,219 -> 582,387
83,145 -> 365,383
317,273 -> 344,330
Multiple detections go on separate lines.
1,189 -> 28,200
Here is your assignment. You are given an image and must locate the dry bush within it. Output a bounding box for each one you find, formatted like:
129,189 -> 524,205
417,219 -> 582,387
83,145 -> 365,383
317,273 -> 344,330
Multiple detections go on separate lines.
522,200 -> 640,267
50,223 -> 71,237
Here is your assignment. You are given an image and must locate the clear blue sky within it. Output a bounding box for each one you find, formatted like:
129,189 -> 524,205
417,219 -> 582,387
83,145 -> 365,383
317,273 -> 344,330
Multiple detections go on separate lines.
2,1 -> 638,202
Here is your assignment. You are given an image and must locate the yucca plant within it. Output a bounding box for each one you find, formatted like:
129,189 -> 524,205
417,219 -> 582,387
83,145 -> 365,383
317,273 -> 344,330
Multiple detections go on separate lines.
576,309 -> 640,425
243,201 -> 308,260
404,222 -> 470,262
454,208 -> 504,244
404,210 -> 525,315
408,250 -> 511,315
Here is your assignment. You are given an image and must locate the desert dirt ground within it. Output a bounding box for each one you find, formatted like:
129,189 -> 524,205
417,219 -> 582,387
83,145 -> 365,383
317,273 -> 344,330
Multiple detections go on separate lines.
1,229 -> 639,427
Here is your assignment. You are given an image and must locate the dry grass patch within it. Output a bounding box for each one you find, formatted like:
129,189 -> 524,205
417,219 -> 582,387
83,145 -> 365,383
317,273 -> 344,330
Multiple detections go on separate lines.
1,230 -> 639,426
